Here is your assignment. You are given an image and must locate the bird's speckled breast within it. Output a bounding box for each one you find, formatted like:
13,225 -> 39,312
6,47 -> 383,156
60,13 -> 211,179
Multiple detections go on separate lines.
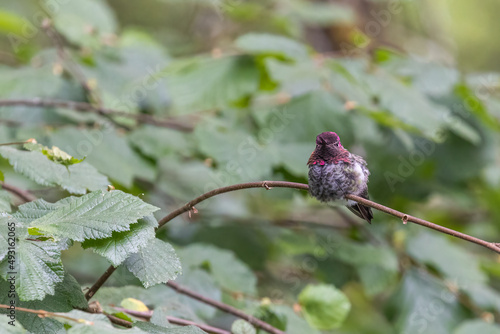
308,158 -> 368,203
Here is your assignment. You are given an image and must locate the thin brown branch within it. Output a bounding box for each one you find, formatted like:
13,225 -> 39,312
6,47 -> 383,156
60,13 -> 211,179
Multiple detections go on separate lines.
114,307 -> 231,334
157,181 -> 309,229
0,98 -> 193,132
1,182 -> 37,202
344,194 -> 500,254
0,304 -> 94,324
85,265 -> 117,300
0,141 -> 31,147
166,281 -> 285,334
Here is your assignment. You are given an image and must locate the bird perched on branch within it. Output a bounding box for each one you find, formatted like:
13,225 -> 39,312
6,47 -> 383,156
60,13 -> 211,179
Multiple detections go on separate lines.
307,132 -> 373,223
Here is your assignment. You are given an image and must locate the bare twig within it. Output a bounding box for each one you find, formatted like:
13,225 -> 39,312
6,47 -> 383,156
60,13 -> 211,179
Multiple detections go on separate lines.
157,181 -> 309,229
1,182 -> 37,202
344,193 -> 500,254
166,281 -> 285,334
0,304 -> 94,324
113,307 -> 231,334
0,98 -> 193,132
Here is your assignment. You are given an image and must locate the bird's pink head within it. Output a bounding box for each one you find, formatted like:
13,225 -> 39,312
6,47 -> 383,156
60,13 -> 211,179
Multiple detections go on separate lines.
316,132 -> 342,147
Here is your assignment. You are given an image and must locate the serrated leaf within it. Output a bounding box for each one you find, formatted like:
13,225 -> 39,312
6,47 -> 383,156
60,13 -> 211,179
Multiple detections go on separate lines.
298,284 -> 351,330
168,56 -> 260,113
0,272 -> 86,333
7,238 -> 65,301
81,215 -> 157,266
235,33 -> 309,61
178,244 -> 257,294
29,190 -> 159,242
0,215 -> 15,262
231,319 -> 256,334
125,238 -> 181,288
0,147 -> 109,195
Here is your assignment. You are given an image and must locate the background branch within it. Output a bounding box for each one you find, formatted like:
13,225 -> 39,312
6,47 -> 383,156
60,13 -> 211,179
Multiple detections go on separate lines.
113,306 -> 231,334
166,281 -> 285,334
0,98 -> 193,132
1,182 -> 37,202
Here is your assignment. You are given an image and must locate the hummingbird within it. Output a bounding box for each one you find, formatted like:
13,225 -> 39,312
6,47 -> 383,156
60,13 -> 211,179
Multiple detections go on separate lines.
307,132 -> 373,223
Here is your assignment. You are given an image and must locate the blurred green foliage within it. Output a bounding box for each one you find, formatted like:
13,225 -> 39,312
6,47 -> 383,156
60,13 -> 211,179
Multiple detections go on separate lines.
0,0 -> 500,333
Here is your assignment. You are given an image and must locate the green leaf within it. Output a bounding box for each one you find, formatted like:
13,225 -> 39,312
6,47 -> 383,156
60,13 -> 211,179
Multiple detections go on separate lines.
364,71 -> 451,139
253,304 -> 287,331
43,0 -> 118,48
298,284 -> 351,330
129,126 -> 190,160
0,272 -> 87,333
388,269 -> 466,334
194,118 -> 276,182
407,232 -> 486,286
0,236 -> 65,301
0,147 -> 109,195
290,2 -> 355,26
178,243 -> 257,294
0,189 -> 11,213
50,128 -> 155,188
167,56 -> 260,113
454,320 -> 500,334
125,238 -> 182,288
174,269 -> 222,319
455,83 -> 500,130
0,10 -> 31,35
268,305 -> 320,334
235,33 -> 309,61
0,318 -> 27,333
29,190 -> 159,242
0,65 -> 64,100
231,319 -> 256,334
13,199 -> 64,224
24,142 -> 85,166
135,322 -> 207,334
81,215 -> 157,266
